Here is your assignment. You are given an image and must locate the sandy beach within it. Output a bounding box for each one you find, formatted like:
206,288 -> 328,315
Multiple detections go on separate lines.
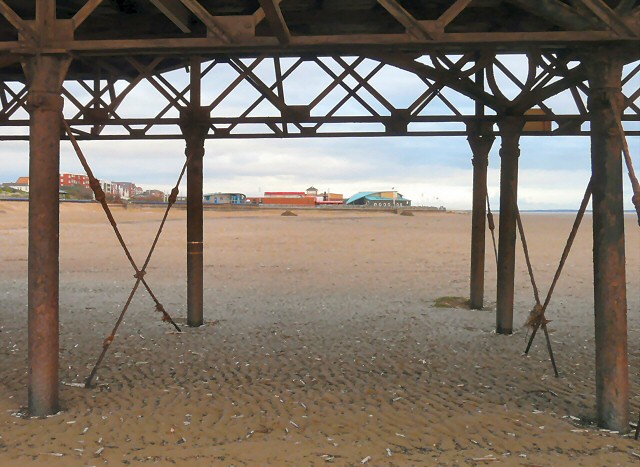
1,201 -> 640,465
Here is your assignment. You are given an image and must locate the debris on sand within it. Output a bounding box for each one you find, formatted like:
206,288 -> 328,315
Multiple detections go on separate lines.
281,210 -> 298,216
434,296 -> 471,309
399,210 -> 414,216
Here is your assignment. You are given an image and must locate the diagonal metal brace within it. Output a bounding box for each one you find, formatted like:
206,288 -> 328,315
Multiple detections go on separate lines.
63,119 -> 181,332
522,179 -> 593,376
514,204 -> 559,377
486,193 -> 498,269
62,120 -> 186,387
609,99 -> 640,226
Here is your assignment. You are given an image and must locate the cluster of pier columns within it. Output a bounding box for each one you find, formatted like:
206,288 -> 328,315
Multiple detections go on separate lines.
24,45 -> 630,431
468,52 -> 628,431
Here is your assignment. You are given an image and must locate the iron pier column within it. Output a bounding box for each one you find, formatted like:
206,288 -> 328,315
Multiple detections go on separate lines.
26,53 -> 70,416
495,116 -> 524,334
587,52 -> 629,431
180,111 -> 209,327
468,122 -> 495,310
180,59 -> 209,327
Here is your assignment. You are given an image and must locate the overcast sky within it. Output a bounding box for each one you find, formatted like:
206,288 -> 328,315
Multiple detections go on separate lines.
1,56 -> 638,210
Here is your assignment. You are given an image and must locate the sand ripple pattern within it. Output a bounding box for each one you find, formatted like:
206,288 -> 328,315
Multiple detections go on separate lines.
1,203 -> 639,465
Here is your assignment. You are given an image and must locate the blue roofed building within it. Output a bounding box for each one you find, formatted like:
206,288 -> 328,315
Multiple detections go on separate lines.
203,192 -> 247,204
345,191 -> 410,208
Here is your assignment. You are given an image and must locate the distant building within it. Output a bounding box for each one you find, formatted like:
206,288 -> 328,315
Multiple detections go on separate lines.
253,191 -> 312,205
248,196 -> 316,206
4,176 -> 95,197
264,191 -> 306,198
59,173 -> 90,188
249,188 -> 344,206
325,192 -> 343,201
203,192 -> 246,204
139,189 -> 164,200
112,181 -> 138,199
317,191 -> 344,205
345,191 -> 411,207
4,180 -> 29,192
100,181 -> 113,196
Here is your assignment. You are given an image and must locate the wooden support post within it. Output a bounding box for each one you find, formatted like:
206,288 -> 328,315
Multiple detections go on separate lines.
467,121 -> 495,310
587,51 -> 629,432
181,58 -> 209,327
495,116 -> 524,334
25,1 -> 72,417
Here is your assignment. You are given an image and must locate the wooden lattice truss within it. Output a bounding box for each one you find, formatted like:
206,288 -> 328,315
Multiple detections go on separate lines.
0,1 -> 639,140
0,52 -> 637,139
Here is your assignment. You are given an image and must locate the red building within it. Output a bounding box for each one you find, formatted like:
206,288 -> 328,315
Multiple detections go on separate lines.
264,191 -> 306,198
59,173 -> 90,188
249,196 -> 316,206
250,188 -> 344,206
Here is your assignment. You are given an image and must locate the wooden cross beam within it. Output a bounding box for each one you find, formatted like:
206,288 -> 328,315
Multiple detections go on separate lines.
178,0 -> 230,43
72,0 -> 105,31
575,0 -> 638,37
377,0 -> 433,40
150,0 -> 192,33
439,0 -> 474,28
258,0 -> 290,45
506,0 -> 593,31
616,0 -> 637,14
0,1 -> 37,42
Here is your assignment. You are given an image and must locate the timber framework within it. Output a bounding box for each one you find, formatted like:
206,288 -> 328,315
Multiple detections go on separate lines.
0,0 -> 639,435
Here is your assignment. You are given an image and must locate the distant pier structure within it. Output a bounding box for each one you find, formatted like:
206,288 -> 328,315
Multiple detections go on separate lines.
0,1 -> 638,432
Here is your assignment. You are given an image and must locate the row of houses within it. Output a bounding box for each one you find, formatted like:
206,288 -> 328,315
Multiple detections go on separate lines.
3,175 -> 163,201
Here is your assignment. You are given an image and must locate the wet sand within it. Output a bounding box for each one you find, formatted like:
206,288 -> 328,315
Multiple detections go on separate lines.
1,201 -> 640,465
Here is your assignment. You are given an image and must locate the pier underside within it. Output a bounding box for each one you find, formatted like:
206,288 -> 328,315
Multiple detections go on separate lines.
1,0 -> 639,433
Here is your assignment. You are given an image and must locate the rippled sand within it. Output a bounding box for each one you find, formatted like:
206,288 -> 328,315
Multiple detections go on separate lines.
1,202 -> 639,465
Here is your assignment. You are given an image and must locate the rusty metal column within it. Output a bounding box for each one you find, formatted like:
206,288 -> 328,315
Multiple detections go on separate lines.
495,116 -> 524,334
468,122 -> 495,310
587,52 -> 629,431
180,58 -> 209,327
26,53 -> 70,416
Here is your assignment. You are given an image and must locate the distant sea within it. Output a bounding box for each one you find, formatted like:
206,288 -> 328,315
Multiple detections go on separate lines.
458,209 -> 637,214
520,210 -> 637,213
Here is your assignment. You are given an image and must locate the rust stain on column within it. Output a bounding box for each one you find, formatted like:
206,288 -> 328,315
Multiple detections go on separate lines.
180,58 -> 209,328
467,122 -> 495,310
587,52 -> 629,432
27,55 -> 69,417
495,116 -> 524,335
180,105 -> 209,328
186,141 -> 204,327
